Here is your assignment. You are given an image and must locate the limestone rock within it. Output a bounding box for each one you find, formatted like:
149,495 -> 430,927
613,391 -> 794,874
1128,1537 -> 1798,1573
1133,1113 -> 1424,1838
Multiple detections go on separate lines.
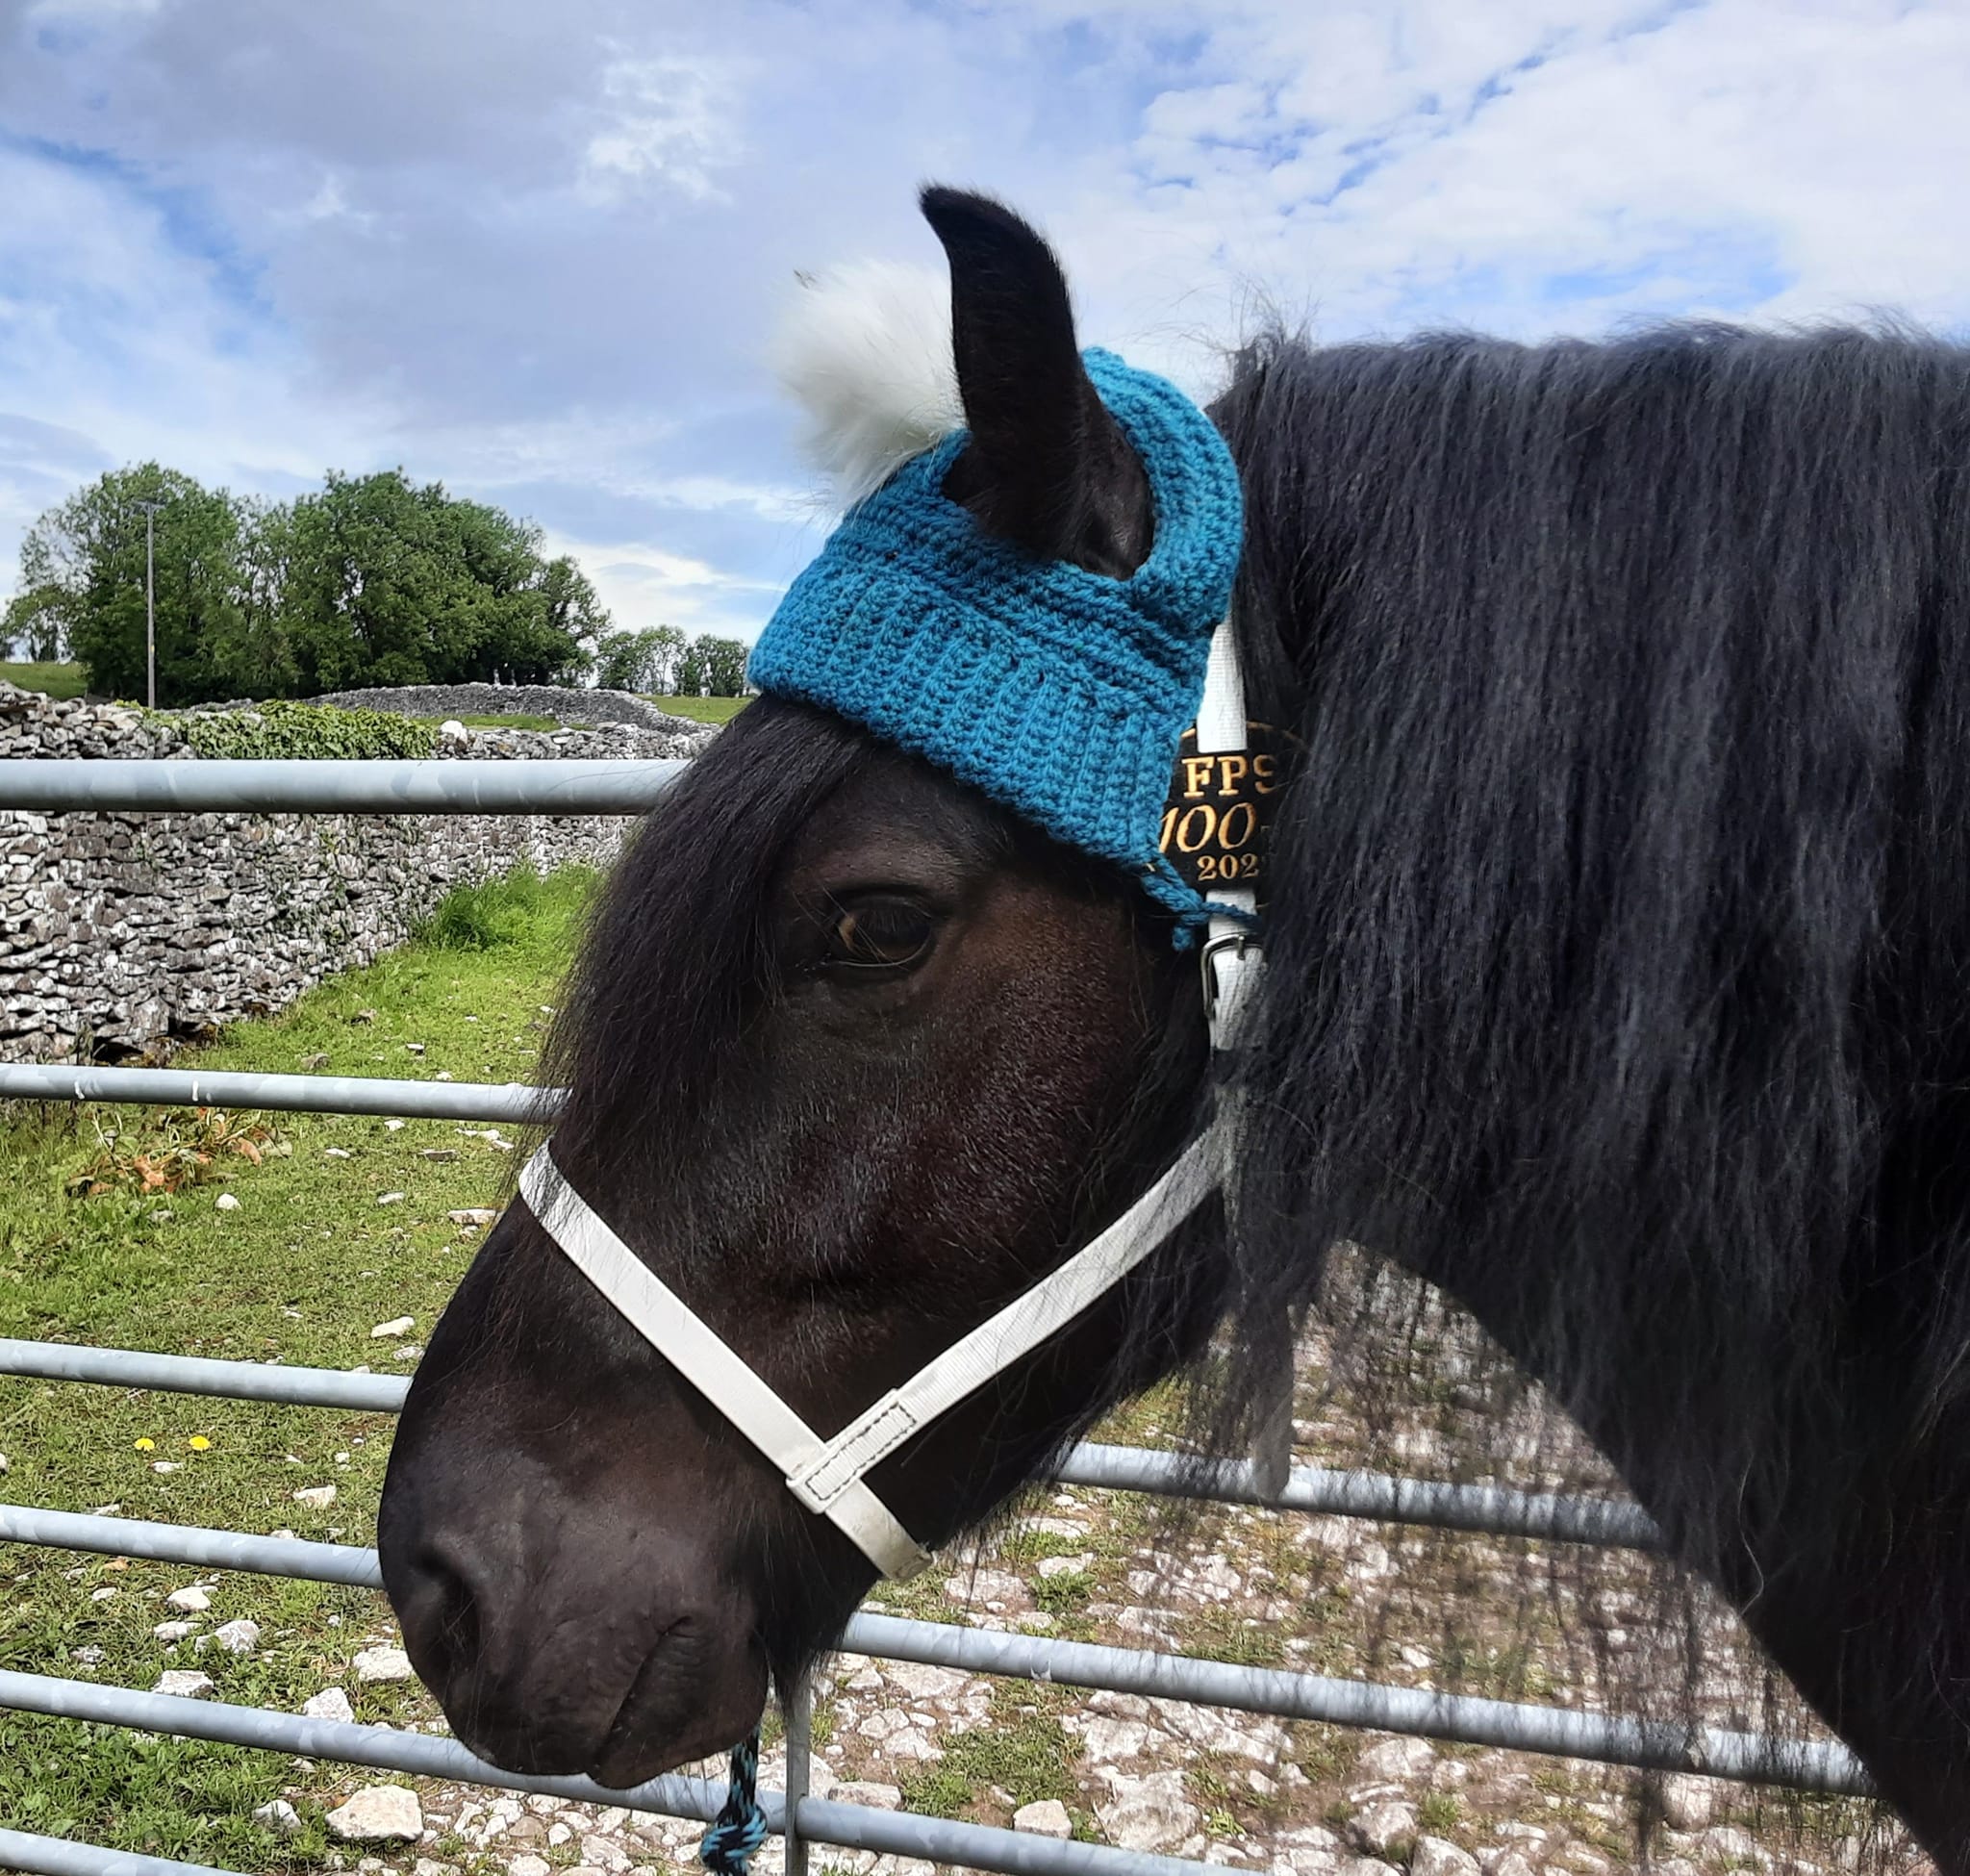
1657,1773 -> 1718,1829
1351,1802 -> 1417,1856
1096,1770 -> 1198,1854
831,1782 -> 901,1811
1412,1839 -> 1480,1876
152,1670 -> 214,1698
207,1617 -> 261,1656
252,1799 -> 302,1836
303,1686 -> 356,1722
370,1315 -> 415,1338
354,1644 -> 415,1683
165,1583 -> 212,1613
325,1785 -> 423,1841
1354,1736 -> 1436,1782
1079,1715 -> 1150,1762
1014,1800 -> 1073,1839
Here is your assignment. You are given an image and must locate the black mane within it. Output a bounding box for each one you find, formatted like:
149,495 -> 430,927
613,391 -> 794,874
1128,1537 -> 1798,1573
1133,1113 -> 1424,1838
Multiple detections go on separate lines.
1216,321 -> 1970,1737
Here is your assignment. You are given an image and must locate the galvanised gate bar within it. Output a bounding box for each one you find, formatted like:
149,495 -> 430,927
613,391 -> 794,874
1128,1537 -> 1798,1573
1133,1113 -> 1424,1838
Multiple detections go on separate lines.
0,757 -> 1870,1876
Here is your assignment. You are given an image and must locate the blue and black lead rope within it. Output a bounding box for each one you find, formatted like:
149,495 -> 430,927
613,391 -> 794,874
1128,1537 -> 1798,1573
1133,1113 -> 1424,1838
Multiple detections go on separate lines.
699,1726 -> 770,1876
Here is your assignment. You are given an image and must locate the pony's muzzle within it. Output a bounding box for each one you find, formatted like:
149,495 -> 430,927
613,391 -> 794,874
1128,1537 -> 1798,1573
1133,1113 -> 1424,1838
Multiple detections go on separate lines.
379,1453 -> 768,1784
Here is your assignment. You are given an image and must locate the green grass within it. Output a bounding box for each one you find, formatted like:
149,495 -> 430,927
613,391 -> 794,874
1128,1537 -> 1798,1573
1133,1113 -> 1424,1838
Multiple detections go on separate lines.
897,1683 -> 1081,1822
641,695 -> 750,725
0,864 -> 596,1867
0,660 -> 87,699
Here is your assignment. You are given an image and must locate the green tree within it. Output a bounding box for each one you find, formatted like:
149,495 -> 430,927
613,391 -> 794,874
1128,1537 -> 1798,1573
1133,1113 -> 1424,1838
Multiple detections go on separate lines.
2,582 -> 70,661
594,622 -> 686,692
279,470 -> 605,691
14,465 -> 276,704
676,638 -> 706,697
696,634 -> 750,697
11,463 -> 610,701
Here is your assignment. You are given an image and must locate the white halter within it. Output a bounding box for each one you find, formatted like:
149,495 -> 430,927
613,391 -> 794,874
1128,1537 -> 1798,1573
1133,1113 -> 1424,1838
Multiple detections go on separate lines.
518,619 -> 1263,1579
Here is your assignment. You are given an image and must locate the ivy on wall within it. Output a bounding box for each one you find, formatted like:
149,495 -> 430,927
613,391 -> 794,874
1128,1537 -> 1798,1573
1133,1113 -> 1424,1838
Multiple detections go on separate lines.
169,700 -> 437,761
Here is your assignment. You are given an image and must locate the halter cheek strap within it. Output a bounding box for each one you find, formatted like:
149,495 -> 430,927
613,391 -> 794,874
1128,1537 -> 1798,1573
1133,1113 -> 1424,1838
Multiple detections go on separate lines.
519,1128 -> 1216,1579
518,617 -> 1263,1581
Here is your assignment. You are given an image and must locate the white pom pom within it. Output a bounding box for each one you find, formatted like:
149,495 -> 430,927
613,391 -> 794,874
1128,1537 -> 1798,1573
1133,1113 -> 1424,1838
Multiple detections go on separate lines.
769,261 -> 963,509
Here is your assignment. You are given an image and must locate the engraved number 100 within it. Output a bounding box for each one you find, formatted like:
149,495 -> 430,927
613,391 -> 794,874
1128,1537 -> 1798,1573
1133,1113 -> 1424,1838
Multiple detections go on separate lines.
1159,799 -> 1258,854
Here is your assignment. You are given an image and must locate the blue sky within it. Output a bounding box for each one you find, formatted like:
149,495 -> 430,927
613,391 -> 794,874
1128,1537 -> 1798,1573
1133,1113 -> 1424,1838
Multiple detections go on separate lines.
3,0 -> 1967,646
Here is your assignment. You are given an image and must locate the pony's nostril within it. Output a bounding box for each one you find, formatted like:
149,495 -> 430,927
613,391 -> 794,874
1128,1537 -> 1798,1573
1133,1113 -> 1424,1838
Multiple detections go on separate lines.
407,1542 -> 483,1682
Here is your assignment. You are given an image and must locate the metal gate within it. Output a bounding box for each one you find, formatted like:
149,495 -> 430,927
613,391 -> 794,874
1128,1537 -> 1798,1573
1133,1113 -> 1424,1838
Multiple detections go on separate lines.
0,754 -> 1868,1876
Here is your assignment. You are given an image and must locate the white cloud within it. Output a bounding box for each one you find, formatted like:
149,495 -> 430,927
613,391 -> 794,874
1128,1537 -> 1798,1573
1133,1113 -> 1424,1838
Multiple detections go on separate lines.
580,52 -> 745,205
1,0 -> 1966,637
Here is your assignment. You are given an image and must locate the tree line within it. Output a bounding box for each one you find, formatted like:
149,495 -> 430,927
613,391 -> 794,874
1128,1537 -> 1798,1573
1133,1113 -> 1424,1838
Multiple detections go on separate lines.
2,464 -> 753,706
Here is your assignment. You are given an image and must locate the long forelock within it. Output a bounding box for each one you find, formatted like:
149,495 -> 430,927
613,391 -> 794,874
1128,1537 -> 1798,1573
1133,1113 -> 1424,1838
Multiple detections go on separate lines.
541,700 -> 875,1191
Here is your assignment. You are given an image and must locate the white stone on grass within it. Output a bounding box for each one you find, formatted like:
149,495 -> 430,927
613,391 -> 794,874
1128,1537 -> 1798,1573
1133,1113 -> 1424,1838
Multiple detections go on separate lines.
1014,1800 -> 1073,1839
252,1798 -> 302,1836
1355,1736 -> 1436,1782
304,1686 -> 357,1722
1095,1770 -> 1197,1854
214,1192 -> 241,1211
882,1660 -> 966,1700
1079,1715 -> 1150,1761
152,1669 -> 214,1698
375,1191 -> 407,1206
325,1785 -> 423,1841
1480,1856 -> 1537,1876
1351,1802 -> 1418,1855
371,1315 -> 415,1338
292,1483 -> 337,1508
1412,1839 -> 1481,1876
164,1584 -> 212,1612
354,1644 -> 415,1683
208,1618 -> 261,1656
153,1619 -> 196,1640
1037,1554 -> 1093,1578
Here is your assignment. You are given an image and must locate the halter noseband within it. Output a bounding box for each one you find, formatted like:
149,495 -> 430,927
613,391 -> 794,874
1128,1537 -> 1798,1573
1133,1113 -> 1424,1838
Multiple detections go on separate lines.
518,617 -> 1262,1580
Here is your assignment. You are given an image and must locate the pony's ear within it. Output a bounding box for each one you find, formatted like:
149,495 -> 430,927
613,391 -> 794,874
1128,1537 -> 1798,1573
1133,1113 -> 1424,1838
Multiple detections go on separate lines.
919,187 -> 1143,567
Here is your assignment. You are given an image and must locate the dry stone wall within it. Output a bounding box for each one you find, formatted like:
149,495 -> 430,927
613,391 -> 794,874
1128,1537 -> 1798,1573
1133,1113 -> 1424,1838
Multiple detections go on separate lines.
0,682 -> 703,1063
307,681 -> 706,735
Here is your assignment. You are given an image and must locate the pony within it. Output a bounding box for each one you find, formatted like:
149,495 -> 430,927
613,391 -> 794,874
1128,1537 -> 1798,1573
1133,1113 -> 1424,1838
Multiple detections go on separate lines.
377,187 -> 1970,1863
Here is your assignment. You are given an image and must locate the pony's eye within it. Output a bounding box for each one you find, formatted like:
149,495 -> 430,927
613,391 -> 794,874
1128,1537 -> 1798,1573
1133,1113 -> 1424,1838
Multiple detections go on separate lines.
821,899 -> 936,972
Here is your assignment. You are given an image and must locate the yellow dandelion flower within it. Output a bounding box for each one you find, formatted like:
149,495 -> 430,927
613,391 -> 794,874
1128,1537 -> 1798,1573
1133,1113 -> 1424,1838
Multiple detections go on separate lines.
188,1436 -> 212,1452
134,1438 -> 155,1452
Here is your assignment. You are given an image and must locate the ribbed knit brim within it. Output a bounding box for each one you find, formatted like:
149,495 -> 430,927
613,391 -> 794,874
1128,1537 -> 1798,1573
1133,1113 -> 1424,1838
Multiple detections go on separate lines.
748,349 -> 1245,931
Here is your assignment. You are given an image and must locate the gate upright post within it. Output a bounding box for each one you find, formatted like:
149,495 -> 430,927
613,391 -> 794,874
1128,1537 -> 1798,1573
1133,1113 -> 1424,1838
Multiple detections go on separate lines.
784,1679 -> 813,1876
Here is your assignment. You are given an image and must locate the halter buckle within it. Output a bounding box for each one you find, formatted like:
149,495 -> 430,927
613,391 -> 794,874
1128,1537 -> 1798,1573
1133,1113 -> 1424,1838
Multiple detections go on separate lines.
1201,927 -> 1263,1050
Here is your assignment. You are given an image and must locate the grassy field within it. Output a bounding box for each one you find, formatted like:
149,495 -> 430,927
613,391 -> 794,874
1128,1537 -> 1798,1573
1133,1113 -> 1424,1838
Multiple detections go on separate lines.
0,866 -> 593,1870
641,695 -> 749,725
0,661 -> 88,699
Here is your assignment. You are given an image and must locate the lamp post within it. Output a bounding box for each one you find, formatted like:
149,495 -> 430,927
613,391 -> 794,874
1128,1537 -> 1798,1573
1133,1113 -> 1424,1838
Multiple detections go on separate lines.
134,498 -> 164,709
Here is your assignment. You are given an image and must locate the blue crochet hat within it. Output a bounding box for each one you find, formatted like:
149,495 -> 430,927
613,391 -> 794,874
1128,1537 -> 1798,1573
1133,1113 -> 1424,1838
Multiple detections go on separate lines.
747,348 -> 1245,933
